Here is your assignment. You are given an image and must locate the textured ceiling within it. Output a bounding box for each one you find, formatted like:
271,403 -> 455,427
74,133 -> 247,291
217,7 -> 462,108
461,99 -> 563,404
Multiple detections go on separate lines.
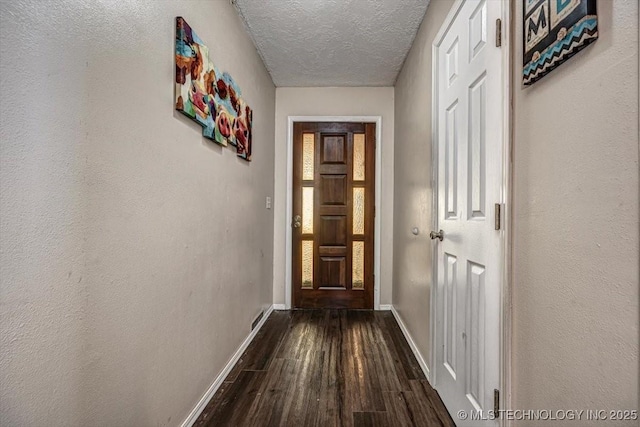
233,0 -> 431,87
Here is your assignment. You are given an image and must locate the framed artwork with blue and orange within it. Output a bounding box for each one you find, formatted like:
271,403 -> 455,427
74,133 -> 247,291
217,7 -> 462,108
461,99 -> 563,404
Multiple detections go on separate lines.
175,17 -> 252,161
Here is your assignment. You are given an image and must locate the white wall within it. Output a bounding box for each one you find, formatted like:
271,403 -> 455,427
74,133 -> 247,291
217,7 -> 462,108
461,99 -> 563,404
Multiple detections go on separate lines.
392,0 -> 455,375
273,87 -> 395,306
0,1 -> 275,426
512,0 -> 639,423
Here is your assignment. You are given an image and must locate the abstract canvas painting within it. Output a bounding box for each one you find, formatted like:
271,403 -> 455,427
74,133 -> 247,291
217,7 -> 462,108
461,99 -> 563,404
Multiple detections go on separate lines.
523,0 -> 598,85
175,17 -> 253,161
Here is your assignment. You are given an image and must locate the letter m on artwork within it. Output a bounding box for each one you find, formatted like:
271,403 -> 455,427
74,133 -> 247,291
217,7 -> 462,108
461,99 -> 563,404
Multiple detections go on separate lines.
525,1 -> 549,53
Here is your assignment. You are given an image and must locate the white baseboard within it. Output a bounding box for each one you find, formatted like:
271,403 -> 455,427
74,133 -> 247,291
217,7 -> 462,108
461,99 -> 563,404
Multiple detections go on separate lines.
378,304 -> 393,311
272,304 -> 286,310
389,305 -> 431,382
180,304 -> 275,427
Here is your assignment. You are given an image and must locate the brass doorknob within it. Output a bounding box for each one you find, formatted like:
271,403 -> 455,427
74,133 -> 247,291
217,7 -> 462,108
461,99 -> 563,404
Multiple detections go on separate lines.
429,230 -> 444,241
292,215 -> 302,228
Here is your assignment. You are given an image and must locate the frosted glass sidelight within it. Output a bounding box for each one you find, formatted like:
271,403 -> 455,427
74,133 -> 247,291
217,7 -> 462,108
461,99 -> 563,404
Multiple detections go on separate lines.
353,242 -> 364,289
302,187 -> 313,234
353,134 -> 365,181
302,240 -> 313,288
303,133 -> 314,181
353,188 -> 365,235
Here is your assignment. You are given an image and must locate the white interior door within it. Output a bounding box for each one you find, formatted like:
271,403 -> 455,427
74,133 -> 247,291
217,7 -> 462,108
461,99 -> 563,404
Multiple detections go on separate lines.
433,0 -> 504,425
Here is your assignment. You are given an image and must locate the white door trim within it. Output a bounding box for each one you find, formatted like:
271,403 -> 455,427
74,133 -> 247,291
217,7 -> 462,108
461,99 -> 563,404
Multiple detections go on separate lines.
285,116 -> 382,310
430,0 -> 512,423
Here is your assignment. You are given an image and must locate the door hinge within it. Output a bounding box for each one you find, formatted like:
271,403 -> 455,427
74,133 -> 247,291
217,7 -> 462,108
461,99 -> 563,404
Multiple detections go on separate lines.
496,19 -> 502,47
494,203 -> 501,230
494,389 -> 500,414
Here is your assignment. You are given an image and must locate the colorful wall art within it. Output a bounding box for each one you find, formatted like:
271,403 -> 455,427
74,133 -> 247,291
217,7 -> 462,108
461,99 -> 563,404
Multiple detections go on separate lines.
175,17 -> 253,161
523,0 -> 598,85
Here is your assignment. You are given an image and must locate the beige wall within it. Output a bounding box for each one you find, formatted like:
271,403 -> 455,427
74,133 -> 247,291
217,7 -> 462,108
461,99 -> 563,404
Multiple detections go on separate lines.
0,1 -> 275,426
394,0 -> 639,422
392,0 -> 456,374
273,87 -> 395,306
512,0 -> 639,423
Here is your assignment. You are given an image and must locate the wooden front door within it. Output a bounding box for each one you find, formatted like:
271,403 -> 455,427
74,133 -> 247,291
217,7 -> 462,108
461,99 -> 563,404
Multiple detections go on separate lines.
292,122 -> 375,309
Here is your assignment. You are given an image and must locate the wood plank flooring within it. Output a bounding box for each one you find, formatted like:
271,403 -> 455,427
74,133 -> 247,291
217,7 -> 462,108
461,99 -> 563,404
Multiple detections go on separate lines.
194,310 -> 455,427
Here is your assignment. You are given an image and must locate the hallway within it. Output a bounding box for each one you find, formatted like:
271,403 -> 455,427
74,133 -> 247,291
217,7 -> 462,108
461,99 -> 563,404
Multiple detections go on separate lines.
194,310 -> 454,427
1,0 -> 638,426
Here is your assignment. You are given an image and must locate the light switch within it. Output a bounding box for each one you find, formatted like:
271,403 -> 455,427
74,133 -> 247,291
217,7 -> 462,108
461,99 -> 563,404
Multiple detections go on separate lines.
266,196 -> 272,209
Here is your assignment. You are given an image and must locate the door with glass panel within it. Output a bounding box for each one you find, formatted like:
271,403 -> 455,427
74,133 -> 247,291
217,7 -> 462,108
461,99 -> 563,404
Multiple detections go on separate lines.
292,122 -> 375,309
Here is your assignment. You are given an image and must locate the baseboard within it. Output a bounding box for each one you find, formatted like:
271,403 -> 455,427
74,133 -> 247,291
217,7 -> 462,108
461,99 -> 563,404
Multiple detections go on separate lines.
180,304 -> 275,427
272,304 -> 286,310
389,305 -> 431,382
378,304 -> 392,311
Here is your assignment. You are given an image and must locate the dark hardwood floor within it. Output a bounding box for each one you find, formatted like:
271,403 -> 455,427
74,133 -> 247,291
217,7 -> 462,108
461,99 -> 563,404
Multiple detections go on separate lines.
194,310 -> 455,427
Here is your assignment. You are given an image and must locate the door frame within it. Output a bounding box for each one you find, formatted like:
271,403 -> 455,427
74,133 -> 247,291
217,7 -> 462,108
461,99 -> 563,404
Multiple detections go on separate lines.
429,0 -> 512,422
285,116 -> 383,310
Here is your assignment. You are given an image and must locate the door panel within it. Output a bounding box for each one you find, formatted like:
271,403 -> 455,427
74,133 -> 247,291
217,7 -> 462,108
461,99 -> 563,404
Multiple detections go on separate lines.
319,257 -> 346,288
433,0 -> 503,425
292,122 -> 375,309
320,216 -> 347,246
321,135 -> 346,164
321,176 -> 347,205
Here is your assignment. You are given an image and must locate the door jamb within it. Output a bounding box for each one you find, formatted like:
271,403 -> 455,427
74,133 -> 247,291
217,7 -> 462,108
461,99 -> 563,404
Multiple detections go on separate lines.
285,116 -> 383,310
429,0 -> 512,423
